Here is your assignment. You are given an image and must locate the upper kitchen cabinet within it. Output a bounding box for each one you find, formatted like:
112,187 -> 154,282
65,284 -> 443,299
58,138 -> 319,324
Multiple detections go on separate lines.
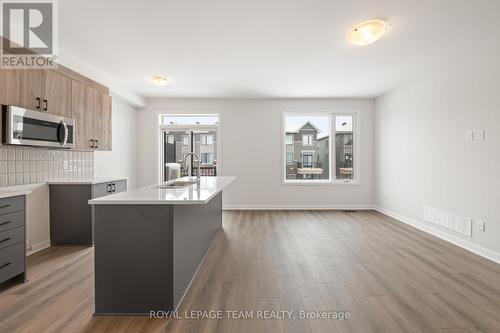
92,90 -> 112,151
71,81 -> 112,151
4,69 -> 43,110
71,80 -> 94,150
2,69 -> 71,117
0,69 -> 6,104
41,70 -> 72,117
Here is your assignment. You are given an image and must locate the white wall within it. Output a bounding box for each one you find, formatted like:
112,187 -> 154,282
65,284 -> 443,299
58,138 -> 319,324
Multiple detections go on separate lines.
94,95 -> 138,188
374,54 -> 500,259
137,98 -> 374,209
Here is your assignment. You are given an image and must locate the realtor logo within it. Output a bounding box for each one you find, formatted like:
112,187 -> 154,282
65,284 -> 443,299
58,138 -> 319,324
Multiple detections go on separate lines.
1,0 -> 57,68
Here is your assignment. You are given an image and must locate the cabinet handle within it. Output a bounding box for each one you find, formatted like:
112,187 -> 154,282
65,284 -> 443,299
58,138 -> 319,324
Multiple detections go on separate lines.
36,97 -> 41,109
90,139 -> 94,149
95,140 -> 99,149
107,184 -> 112,193
0,262 -> 11,270
0,237 -> 11,243
43,99 -> 48,111
112,183 -> 116,192
0,204 -> 11,209
0,221 -> 11,226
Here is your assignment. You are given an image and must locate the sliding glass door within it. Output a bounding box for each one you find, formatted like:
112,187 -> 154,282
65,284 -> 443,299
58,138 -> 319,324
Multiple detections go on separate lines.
159,115 -> 220,182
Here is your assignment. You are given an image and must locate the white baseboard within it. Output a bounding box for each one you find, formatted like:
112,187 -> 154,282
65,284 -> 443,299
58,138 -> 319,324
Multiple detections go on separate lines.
223,205 -> 374,211
374,205 -> 500,265
27,239 -> 51,256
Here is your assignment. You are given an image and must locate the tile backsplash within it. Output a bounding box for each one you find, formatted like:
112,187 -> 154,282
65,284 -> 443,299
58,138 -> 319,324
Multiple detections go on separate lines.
0,146 -> 93,186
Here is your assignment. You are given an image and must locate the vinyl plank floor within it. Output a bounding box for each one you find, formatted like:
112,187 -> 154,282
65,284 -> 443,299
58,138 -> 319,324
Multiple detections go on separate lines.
1,210 -> 500,333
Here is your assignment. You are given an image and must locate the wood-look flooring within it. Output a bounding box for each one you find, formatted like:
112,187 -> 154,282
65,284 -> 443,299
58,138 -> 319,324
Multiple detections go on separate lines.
1,210 -> 500,333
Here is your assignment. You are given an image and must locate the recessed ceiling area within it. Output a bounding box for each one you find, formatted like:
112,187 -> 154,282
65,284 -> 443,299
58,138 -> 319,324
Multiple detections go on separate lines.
58,0 -> 500,99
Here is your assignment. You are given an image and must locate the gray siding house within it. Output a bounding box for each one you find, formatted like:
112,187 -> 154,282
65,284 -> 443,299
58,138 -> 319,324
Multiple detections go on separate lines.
285,122 -> 353,180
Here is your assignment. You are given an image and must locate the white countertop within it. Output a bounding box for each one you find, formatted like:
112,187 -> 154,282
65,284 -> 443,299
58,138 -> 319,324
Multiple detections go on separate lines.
47,177 -> 128,185
0,177 -> 128,198
88,176 -> 235,205
0,184 -> 34,198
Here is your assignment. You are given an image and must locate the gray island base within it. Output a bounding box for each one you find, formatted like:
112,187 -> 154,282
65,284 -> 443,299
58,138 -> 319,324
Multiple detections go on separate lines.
89,176 -> 234,315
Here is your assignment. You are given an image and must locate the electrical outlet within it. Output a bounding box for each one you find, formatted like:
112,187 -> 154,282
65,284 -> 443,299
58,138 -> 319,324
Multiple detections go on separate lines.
478,220 -> 486,232
477,130 -> 486,141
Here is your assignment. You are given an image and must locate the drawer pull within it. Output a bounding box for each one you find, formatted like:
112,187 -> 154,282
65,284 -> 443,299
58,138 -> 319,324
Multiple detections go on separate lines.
0,262 -> 11,270
0,204 -> 11,209
0,221 -> 11,226
0,237 -> 11,243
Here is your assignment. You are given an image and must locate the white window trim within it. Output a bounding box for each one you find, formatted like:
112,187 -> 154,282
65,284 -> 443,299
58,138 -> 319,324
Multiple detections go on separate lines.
281,110 -> 361,186
157,113 -> 222,184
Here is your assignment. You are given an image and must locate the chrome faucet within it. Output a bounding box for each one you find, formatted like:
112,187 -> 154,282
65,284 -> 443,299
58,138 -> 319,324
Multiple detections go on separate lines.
182,152 -> 201,184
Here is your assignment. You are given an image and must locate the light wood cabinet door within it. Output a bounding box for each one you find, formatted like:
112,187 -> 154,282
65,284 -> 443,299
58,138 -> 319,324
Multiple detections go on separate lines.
92,90 -> 112,151
5,69 -> 43,110
100,94 -> 112,151
0,69 -> 7,105
42,70 -> 72,117
71,80 -> 94,150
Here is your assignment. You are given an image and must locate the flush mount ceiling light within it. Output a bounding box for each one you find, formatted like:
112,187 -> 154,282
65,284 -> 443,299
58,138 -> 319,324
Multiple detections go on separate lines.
152,75 -> 169,86
346,19 -> 388,46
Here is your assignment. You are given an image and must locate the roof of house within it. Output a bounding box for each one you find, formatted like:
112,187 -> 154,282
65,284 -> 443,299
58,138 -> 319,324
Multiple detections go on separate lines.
286,121 -> 321,134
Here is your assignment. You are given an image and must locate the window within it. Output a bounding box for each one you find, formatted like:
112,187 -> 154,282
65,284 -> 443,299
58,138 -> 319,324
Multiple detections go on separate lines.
285,135 -> 293,145
302,153 -> 313,167
201,153 -> 214,164
161,115 -> 219,126
201,134 -> 214,145
302,134 -> 314,146
283,112 -> 358,183
335,115 -> 354,180
159,114 -> 220,182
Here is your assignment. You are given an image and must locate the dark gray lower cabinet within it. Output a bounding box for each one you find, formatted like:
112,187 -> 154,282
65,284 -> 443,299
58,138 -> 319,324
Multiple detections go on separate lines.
0,196 -> 26,285
50,179 -> 127,245
94,192 -> 222,315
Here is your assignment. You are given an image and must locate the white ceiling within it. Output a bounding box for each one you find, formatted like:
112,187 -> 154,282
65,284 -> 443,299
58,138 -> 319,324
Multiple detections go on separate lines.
58,0 -> 500,99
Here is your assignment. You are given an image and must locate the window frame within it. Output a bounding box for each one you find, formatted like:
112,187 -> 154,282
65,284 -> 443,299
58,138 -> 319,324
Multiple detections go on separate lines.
302,134 -> 314,146
157,113 -> 221,184
201,134 -> 214,146
282,110 -> 360,186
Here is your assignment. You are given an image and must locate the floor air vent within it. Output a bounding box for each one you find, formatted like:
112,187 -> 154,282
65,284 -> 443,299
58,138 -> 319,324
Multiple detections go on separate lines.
423,206 -> 472,237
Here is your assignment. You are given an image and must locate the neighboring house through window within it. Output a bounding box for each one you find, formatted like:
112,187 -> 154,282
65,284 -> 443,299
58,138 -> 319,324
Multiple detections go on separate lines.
201,134 -> 214,145
283,112 -> 358,183
302,134 -> 314,146
201,153 -> 214,164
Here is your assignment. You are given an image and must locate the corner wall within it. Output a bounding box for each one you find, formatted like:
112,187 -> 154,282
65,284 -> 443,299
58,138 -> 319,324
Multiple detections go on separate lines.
374,56 -> 500,260
137,98 -> 374,209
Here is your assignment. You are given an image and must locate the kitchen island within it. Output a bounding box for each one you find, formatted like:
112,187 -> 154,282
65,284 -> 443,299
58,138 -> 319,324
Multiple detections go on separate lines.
88,176 -> 235,315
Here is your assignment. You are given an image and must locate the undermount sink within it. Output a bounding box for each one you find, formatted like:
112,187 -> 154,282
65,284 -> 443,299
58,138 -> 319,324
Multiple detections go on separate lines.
156,180 -> 198,188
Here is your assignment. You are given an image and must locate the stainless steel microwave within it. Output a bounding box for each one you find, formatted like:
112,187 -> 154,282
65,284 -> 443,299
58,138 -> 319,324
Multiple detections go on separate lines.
2,106 -> 75,148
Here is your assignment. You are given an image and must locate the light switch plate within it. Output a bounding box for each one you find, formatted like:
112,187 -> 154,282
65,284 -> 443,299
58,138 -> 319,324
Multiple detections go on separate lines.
466,131 -> 474,141
477,130 -> 485,141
